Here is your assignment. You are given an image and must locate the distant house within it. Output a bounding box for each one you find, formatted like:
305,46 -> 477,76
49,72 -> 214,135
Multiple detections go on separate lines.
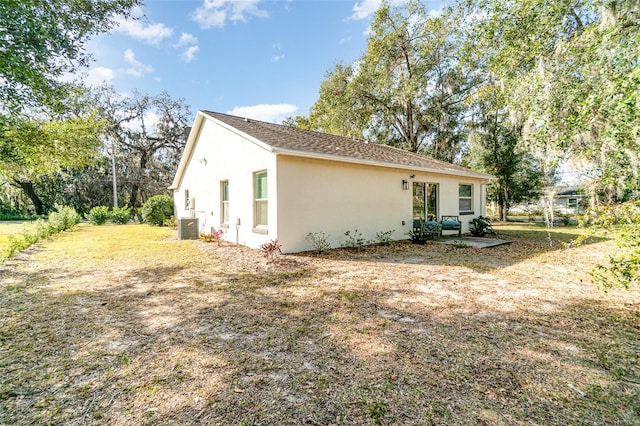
553,186 -> 587,214
509,186 -> 587,216
169,111 -> 493,253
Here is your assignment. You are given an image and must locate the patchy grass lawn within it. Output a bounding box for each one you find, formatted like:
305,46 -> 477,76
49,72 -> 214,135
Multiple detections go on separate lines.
1,223 -> 638,425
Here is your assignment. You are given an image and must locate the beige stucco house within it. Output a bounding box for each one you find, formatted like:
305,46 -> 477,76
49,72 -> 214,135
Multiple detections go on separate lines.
169,111 -> 493,253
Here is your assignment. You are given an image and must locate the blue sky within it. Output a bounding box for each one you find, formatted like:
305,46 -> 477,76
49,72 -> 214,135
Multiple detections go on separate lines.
82,0 -> 444,123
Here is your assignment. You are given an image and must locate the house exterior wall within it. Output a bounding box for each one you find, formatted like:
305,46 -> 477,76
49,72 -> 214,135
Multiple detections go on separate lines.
275,155 -> 488,253
172,118 -> 277,250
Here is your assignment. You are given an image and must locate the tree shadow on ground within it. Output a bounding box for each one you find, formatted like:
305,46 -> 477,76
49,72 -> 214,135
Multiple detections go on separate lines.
1,256 -> 637,425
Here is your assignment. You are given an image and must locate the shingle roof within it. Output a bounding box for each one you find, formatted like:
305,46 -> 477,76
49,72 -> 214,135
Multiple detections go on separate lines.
201,111 -> 492,180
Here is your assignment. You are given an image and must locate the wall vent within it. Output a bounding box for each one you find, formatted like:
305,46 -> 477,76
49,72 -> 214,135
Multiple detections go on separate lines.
178,218 -> 199,240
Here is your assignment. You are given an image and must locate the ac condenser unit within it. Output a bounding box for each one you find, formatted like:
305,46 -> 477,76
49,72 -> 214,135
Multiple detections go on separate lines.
178,218 -> 199,240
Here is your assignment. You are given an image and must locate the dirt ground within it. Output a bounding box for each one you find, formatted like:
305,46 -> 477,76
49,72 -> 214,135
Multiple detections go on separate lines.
0,223 -> 638,425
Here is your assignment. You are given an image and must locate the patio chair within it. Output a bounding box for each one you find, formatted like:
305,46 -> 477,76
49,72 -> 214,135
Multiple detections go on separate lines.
440,215 -> 462,237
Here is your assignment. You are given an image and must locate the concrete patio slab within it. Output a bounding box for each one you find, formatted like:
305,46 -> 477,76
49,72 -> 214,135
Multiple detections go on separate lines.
437,236 -> 512,248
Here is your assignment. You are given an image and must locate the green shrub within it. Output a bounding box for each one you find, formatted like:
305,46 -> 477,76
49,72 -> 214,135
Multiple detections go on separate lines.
88,206 -> 110,225
141,195 -> 174,226
343,229 -> 367,250
110,206 -> 131,224
34,218 -> 52,240
48,204 -> 81,232
306,232 -> 331,254
374,230 -> 395,246
2,206 -> 80,261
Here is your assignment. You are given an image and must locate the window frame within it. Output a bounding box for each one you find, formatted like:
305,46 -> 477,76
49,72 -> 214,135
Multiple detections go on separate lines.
458,183 -> 474,215
220,180 -> 229,227
184,189 -> 190,210
253,170 -> 268,232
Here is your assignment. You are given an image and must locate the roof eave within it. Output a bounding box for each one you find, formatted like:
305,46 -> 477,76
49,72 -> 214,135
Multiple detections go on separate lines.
169,111 -> 276,190
272,147 -> 494,181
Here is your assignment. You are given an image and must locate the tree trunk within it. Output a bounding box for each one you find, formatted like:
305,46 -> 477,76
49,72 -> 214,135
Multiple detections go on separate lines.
129,152 -> 149,209
13,180 -> 45,215
501,186 -> 509,222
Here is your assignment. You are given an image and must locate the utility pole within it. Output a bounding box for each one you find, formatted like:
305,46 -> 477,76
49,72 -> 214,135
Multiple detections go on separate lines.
110,141 -> 118,208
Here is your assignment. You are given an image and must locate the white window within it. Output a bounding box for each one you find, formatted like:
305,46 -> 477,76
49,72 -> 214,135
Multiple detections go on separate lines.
254,171 -> 268,228
184,189 -> 190,210
459,184 -> 473,213
568,198 -> 578,208
221,180 -> 229,225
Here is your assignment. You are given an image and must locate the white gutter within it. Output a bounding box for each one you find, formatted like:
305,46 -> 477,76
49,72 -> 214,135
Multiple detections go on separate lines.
272,147 -> 494,181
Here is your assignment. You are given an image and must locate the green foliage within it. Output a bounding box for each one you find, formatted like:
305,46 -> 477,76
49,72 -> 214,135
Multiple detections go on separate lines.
586,201 -> 640,291
407,229 -> 429,245
469,216 -> 496,237
306,232 -> 332,254
305,1 -> 472,161
47,204 -> 81,232
88,206 -> 110,225
164,215 -> 177,229
2,205 -> 80,260
110,206 -> 131,224
141,195 -> 174,226
0,211 -> 39,221
343,229 -> 367,250
464,0 -> 639,198
374,230 -> 395,246
368,401 -> 388,422
452,240 -> 469,248
0,112 -> 106,215
0,0 -> 142,112
465,90 -> 546,221
93,87 -> 191,211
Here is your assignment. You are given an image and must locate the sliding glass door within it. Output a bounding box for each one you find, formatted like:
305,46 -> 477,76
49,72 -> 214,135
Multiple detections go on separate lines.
413,182 -> 438,221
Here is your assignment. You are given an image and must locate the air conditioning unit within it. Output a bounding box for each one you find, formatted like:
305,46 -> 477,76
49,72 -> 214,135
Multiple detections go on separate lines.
178,218 -> 199,240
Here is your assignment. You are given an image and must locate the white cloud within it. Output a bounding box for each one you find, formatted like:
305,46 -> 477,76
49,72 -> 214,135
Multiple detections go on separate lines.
350,0 -> 408,21
272,54 -> 285,62
192,0 -> 268,29
176,32 -> 198,47
85,67 -> 115,86
123,49 -> 154,77
227,104 -> 298,123
339,36 -> 352,45
113,16 -> 173,46
350,0 -> 383,20
182,45 -> 200,63
174,32 -> 200,63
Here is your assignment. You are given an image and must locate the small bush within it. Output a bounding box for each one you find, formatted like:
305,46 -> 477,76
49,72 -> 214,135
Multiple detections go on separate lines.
163,215 -> 177,229
374,230 -> 395,246
407,229 -> 428,245
306,232 -> 331,254
2,206 -> 80,261
141,195 -> 174,226
260,239 -> 282,259
88,206 -> 110,225
200,227 -> 224,245
110,206 -> 131,224
343,229 -> 367,250
48,205 -> 81,233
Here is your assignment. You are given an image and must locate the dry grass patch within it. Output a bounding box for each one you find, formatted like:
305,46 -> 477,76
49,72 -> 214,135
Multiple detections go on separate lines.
1,223 -> 638,425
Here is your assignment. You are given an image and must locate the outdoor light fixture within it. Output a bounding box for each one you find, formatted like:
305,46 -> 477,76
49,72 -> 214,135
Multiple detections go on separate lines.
402,179 -> 409,190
